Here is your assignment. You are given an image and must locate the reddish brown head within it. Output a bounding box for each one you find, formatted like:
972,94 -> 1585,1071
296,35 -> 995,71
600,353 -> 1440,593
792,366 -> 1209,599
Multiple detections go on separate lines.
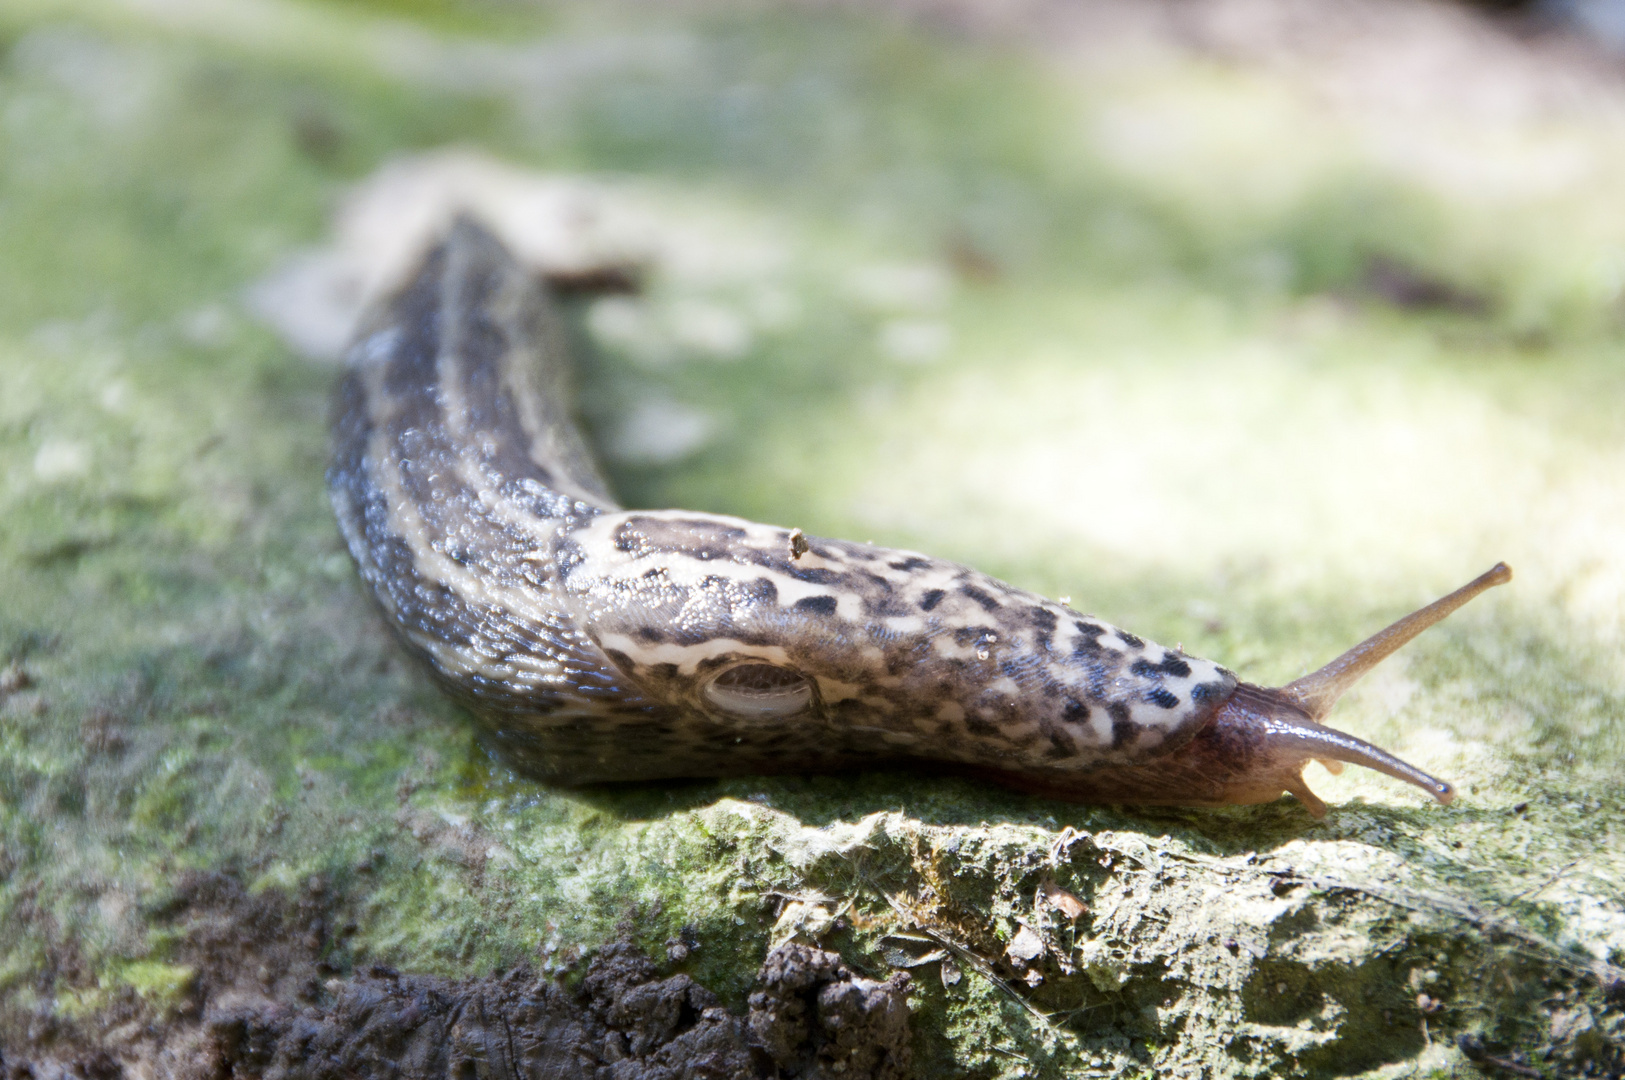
991,564 -> 1511,817
1176,562 -> 1511,816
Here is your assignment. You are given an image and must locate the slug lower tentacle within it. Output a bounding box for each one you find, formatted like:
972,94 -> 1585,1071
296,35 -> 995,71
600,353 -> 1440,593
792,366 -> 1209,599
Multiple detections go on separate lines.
328,219 -> 1509,818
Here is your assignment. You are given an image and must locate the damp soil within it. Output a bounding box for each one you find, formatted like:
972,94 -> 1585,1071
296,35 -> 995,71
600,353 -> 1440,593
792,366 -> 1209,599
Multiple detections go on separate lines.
0,873 -> 911,1080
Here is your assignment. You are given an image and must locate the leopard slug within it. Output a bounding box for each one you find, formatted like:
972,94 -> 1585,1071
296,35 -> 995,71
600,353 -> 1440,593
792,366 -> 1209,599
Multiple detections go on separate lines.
328,219 -> 1510,818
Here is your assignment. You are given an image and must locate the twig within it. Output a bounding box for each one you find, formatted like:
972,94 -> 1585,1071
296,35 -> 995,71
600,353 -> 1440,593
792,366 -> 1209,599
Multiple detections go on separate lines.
1457,1034 -> 1542,1078
871,882 -> 1055,1029
1505,857 -> 1581,905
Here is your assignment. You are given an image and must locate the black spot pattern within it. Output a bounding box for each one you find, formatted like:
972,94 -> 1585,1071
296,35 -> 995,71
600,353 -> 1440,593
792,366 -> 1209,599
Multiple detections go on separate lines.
1028,606 -> 1058,631
1131,656 -> 1192,679
960,585 -> 1001,612
1108,703 -> 1135,748
1073,636 -> 1108,660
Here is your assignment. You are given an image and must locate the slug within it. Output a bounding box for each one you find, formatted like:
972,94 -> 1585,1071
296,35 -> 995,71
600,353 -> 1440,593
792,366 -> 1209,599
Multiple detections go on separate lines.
328,219 -> 1509,818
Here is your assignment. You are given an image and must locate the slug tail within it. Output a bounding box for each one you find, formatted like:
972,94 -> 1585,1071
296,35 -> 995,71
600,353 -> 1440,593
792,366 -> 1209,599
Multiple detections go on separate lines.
1283,563 -> 1511,720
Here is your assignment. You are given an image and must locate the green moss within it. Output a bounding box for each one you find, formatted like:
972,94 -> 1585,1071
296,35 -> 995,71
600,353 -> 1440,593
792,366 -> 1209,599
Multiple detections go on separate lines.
109,960 -> 197,1014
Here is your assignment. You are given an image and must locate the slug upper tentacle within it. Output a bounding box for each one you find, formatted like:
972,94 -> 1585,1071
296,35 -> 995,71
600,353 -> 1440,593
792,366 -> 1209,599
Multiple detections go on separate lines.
329,218 -> 1509,817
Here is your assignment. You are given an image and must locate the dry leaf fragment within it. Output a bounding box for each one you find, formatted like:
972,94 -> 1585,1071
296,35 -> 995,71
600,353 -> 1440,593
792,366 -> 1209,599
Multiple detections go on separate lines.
1040,878 -> 1087,920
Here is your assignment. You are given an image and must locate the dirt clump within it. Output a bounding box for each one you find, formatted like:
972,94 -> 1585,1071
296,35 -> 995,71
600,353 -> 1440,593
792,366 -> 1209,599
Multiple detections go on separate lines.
200,942 -> 911,1079
0,872 -> 912,1080
749,945 -> 913,1080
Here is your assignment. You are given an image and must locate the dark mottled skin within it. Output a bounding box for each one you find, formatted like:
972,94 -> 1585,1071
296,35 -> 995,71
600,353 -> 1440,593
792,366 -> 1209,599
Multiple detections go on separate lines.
329,220 -> 1471,815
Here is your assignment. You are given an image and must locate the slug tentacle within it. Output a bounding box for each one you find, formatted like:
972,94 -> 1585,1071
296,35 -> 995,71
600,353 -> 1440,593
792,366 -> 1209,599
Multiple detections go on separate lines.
1259,706 -> 1456,807
329,219 -> 1510,817
1282,562 -> 1512,719
1218,684 -> 1456,818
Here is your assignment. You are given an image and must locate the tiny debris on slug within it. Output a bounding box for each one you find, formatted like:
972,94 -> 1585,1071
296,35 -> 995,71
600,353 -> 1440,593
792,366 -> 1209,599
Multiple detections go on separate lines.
328,218 -> 1509,818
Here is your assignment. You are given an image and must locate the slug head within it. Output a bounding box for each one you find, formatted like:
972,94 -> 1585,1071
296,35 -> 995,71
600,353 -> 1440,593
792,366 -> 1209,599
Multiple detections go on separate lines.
1170,563 -> 1511,816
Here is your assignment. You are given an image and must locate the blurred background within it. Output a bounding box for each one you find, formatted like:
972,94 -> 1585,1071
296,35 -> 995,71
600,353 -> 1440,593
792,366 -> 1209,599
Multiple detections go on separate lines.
2,0 -> 1624,1075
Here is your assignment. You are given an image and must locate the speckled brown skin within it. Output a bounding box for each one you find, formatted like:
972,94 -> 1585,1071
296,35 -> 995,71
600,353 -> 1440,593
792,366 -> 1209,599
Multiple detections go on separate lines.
329,219 -> 1503,817
973,686 -> 1391,817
